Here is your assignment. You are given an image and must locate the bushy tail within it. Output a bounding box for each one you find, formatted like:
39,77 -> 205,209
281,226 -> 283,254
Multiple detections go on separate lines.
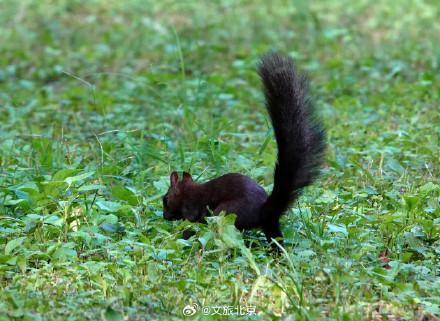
258,53 -> 326,239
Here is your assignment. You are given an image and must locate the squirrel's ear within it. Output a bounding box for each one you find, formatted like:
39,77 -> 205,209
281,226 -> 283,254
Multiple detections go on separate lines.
182,172 -> 193,184
170,171 -> 179,187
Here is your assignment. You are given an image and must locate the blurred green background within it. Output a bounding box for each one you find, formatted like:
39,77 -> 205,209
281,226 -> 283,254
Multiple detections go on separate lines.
0,1 -> 438,320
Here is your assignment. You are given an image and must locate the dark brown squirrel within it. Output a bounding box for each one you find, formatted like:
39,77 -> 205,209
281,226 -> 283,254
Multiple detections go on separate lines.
162,53 -> 326,245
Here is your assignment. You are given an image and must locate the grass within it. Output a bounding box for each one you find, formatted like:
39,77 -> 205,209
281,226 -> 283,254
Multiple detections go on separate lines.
0,0 -> 439,320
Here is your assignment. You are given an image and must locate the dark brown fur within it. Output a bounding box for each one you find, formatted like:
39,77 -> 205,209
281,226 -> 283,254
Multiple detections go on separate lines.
163,53 -> 326,246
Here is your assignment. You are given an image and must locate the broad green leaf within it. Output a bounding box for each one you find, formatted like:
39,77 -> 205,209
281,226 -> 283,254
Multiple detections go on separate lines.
5,237 -> 26,255
44,181 -> 67,197
53,169 -> 81,181
99,223 -> 124,233
44,215 -> 63,227
52,246 -> 77,262
78,184 -> 106,192
221,225 -> 243,248
327,223 -> 348,236
386,158 -> 404,175
11,182 -> 39,192
111,185 -> 138,205
96,200 -> 122,212
65,171 -> 95,187
101,307 -> 123,321
198,231 -> 213,248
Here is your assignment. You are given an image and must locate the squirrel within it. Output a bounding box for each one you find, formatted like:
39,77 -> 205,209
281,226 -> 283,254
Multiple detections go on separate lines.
162,53 -> 326,246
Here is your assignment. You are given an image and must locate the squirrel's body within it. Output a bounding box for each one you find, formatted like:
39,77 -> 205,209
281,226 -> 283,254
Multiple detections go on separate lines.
162,53 -> 326,245
172,173 -> 267,230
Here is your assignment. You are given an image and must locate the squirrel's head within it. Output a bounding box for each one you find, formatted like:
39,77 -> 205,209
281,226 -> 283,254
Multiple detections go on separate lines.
162,171 -> 193,221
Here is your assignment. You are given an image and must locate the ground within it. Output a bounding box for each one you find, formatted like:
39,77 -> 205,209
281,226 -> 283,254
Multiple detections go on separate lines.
0,1 -> 439,320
